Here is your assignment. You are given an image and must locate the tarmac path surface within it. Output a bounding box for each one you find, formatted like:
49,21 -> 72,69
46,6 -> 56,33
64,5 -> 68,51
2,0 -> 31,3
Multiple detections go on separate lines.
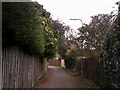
35,66 -> 97,88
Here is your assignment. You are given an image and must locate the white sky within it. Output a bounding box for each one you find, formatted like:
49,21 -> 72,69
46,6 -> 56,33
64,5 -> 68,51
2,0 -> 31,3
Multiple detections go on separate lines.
33,0 -> 118,30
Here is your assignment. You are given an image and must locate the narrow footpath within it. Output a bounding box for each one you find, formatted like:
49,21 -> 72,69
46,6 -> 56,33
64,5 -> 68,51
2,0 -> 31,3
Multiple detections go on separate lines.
35,66 -> 98,88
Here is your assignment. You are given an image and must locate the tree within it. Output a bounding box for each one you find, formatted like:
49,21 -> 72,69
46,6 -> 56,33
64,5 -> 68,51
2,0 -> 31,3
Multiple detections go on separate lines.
76,14 -> 114,57
51,20 -> 77,69
51,20 -> 68,58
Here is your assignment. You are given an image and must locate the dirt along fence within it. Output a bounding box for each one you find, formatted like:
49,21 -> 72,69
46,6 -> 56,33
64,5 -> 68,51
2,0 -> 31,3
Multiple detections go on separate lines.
2,47 -> 48,88
75,55 -> 104,87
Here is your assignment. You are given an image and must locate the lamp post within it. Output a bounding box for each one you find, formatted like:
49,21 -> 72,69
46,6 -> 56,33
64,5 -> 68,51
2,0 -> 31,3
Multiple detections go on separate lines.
70,19 -> 83,26
70,18 -> 84,80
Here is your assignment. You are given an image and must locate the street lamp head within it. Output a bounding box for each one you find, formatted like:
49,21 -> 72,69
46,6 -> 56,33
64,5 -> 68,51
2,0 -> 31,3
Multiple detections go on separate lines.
69,18 -> 83,26
70,19 -> 81,20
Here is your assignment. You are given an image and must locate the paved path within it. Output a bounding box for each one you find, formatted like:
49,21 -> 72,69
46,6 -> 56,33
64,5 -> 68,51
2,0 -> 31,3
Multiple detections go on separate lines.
35,66 -> 92,88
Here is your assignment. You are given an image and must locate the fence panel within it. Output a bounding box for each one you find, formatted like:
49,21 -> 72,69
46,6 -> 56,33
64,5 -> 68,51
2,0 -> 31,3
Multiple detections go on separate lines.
2,47 -> 47,88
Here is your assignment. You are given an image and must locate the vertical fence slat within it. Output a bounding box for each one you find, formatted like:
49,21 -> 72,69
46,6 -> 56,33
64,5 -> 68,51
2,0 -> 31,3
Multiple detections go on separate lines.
2,47 -> 47,88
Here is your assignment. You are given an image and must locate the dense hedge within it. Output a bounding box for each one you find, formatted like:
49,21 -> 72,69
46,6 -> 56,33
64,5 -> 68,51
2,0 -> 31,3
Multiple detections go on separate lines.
100,5 -> 120,88
2,2 -> 57,57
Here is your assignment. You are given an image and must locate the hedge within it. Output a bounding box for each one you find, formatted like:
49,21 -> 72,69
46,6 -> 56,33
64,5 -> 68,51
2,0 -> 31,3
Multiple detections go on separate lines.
3,2 -> 57,57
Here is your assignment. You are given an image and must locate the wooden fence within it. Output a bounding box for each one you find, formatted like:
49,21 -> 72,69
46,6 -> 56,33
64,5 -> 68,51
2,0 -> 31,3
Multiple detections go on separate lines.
2,47 -> 47,88
75,55 -> 104,87
48,59 -> 61,66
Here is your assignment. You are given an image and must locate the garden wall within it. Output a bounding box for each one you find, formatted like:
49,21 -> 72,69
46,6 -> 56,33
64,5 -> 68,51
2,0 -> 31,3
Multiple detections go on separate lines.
2,47 -> 47,88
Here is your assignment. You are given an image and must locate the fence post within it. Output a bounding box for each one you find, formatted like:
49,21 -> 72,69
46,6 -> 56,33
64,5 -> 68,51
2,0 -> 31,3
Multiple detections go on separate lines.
0,1 -> 2,89
80,58 -> 83,80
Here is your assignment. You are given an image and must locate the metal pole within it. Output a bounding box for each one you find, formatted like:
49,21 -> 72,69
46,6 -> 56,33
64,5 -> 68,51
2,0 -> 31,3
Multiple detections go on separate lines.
70,19 -> 83,27
70,18 -> 83,80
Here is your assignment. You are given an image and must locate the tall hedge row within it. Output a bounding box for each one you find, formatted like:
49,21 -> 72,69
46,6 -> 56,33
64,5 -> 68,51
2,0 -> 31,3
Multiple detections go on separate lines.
2,2 -> 57,57
100,4 -> 120,88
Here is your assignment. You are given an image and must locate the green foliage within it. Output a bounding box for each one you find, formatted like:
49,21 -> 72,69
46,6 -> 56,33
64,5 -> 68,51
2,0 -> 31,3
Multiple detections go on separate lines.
51,20 -> 76,68
42,18 -> 58,58
3,2 -> 58,57
51,20 -> 67,58
3,2 -> 45,55
77,14 -> 113,56
64,55 -> 75,69
100,25 -> 120,88
100,5 -> 120,88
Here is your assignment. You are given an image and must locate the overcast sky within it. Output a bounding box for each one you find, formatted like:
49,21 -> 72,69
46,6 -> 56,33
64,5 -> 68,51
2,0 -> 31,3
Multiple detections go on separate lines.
33,0 -> 118,30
